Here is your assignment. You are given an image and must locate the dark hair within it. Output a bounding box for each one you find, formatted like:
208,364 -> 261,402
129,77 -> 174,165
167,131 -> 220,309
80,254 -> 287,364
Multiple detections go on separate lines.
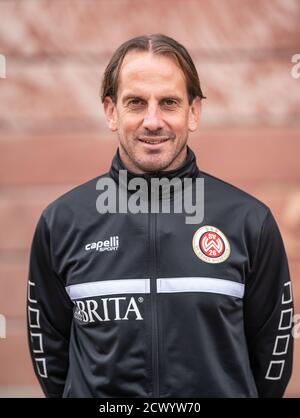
101,34 -> 206,105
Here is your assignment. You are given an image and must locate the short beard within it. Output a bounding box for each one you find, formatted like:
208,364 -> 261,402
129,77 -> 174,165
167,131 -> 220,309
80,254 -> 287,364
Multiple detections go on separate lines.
119,139 -> 187,173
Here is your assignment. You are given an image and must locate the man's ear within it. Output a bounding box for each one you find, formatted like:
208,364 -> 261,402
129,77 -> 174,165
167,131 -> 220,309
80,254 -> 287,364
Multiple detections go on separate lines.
188,96 -> 201,132
103,96 -> 118,132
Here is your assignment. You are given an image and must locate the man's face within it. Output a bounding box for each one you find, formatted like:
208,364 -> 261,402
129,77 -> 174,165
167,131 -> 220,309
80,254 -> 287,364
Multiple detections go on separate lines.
104,51 -> 201,173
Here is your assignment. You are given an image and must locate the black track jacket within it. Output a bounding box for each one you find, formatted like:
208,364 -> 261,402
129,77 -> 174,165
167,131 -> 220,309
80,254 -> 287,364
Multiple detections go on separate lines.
27,147 -> 294,398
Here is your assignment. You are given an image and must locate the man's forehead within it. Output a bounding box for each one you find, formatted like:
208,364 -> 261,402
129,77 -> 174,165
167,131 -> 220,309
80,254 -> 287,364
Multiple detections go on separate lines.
118,51 -> 187,94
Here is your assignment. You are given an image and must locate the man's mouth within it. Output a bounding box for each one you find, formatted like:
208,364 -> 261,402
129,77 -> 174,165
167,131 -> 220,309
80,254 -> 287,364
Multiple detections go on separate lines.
138,137 -> 170,145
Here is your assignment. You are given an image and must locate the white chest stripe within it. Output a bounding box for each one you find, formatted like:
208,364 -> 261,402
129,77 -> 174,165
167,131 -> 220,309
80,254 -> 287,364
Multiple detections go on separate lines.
66,277 -> 244,300
66,278 -> 151,300
157,277 -> 244,299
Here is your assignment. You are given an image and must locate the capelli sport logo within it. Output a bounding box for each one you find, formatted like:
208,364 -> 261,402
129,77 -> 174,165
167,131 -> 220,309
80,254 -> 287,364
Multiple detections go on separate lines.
85,236 -> 119,252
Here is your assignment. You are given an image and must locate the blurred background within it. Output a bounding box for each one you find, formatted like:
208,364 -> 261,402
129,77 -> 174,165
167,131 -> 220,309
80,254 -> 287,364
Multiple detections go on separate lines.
0,0 -> 299,397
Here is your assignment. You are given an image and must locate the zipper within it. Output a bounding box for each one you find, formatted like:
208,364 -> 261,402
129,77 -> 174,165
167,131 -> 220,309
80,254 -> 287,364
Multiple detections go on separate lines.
149,210 -> 159,397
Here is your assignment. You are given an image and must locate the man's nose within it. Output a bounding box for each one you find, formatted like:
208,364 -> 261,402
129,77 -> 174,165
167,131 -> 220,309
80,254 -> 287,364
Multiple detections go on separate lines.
142,105 -> 164,131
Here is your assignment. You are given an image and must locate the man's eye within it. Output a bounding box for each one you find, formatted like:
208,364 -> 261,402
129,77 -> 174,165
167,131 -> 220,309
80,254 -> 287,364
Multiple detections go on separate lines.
128,99 -> 143,106
163,99 -> 177,106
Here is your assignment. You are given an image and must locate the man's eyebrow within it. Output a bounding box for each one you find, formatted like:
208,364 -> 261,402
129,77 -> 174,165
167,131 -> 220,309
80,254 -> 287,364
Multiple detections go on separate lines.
160,95 -> 183,103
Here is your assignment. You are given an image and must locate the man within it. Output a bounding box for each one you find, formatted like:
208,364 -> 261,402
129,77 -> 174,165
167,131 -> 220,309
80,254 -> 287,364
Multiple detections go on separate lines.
27,34 -> 293,398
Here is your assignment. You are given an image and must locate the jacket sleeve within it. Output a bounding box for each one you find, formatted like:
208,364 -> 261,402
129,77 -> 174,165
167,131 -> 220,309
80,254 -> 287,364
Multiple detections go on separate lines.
244,209 -> 294,398
27,213 -> 74,398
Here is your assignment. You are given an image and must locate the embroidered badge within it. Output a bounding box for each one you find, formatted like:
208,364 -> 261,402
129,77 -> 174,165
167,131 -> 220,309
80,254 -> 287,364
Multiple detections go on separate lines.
193,225 -> 230,264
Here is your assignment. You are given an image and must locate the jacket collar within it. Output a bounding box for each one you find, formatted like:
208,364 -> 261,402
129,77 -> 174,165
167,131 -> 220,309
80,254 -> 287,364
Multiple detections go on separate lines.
109,146 -> 199,185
